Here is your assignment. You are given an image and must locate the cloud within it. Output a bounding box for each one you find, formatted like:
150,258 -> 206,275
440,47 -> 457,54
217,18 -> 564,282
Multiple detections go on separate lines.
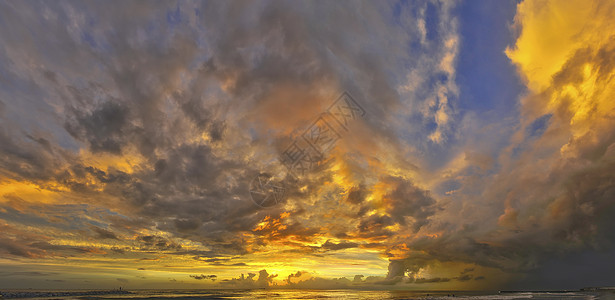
257,269 -> 277,286
92,226 -> 119,240
137,235 -> 182,251
65,101 -> 129,155
7,0 -> 602,290
378,0 -> 615,290
284,276 -> 353,289
0,271 -> 59,277
352,275 -> 364,283
455,274 -> 473,282
383,176 -> 439,231
190,274 -> 217,281
0,231 -> 102,259
414,277 -> 450,284
0,0 -> 459,257
318,240 -> 358,251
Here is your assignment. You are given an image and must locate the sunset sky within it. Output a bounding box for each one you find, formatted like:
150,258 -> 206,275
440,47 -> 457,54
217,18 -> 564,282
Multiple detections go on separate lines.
1,0 -> 615,291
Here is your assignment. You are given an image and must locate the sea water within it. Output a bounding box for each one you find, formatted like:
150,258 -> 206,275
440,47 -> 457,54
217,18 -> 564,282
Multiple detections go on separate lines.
0,289 -> 611,299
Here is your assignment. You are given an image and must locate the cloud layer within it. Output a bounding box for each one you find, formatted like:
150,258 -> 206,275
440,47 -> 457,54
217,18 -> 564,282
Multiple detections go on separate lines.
0,0 -> 613,290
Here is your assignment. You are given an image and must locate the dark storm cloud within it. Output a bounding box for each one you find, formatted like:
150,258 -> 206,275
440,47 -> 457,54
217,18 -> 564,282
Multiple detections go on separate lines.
386,259 -> 405,280
383,176 -> 439,231
356,214 -> 395,239
65,101 -> 129,155
345,185 -> 367,205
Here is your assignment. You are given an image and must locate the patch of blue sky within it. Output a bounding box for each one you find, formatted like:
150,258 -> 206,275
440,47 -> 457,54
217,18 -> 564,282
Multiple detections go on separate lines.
81,31 -> 98,48
424,0 -> 525,167
509,113 -> 553,159
423,1 -> 440,42
48,204 -> 117,231
0,206 -> 52,229
166,4 -> 181,26
455,0 -> 524,116
526,113 -> 552,137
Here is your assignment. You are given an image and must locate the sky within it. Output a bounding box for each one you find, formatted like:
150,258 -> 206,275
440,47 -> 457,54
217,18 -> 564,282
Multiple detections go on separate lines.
0,0 -> 614,291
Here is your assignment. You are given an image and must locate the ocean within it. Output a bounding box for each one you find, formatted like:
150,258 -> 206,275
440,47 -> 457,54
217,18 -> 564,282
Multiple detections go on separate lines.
0,289 -> 612,299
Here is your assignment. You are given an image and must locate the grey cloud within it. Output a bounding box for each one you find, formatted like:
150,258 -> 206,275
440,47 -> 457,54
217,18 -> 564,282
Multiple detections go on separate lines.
0,124 -> 63,181
173,218 -> 201,232
257,269 -> 277,286
0,237 -> 98,258
65,101 -> 129,154
220,272 -> 258,288
0,271 -> 59,277
356,214 -> 395,239
92,226 -> 119,240
0,237 -> 42,258
28,241 -> 95,254
190,274 -> 217,281
455,274 -> 472,282
137,235 -> 182,251
111,247 -> 126,254
318,240 -> 358,251
286,271 -> 305,284
345,185 -> 367,205
386,259 -> 405,281
384,176 -> 439,231
414,277 -> 450,284
0,0 -> 472,286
